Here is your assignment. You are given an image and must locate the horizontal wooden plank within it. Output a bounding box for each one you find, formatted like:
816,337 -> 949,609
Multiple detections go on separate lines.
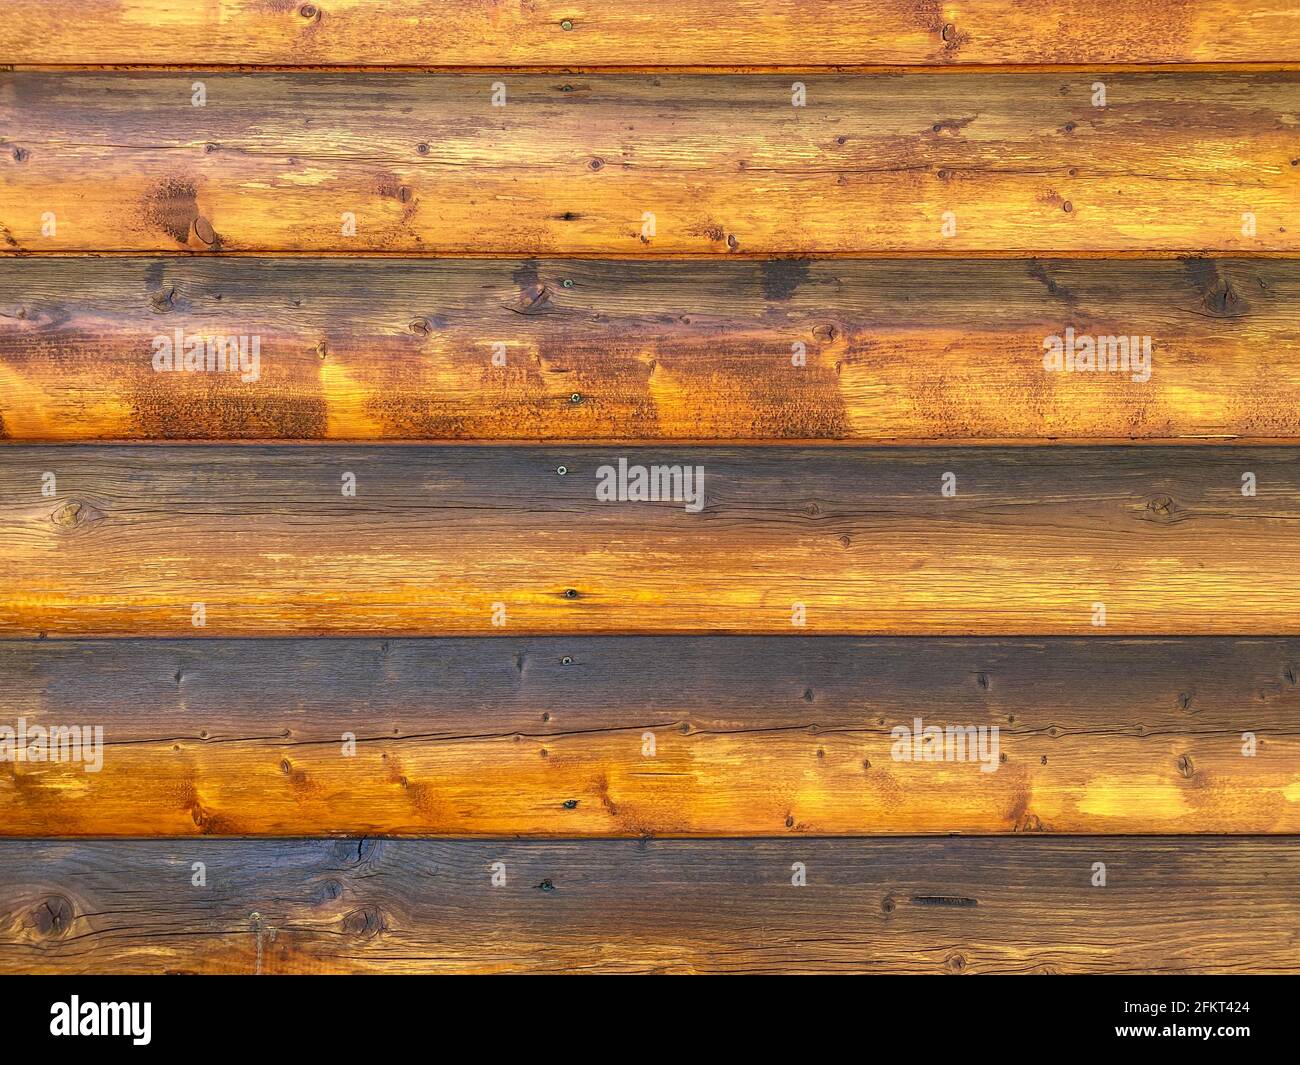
3,257 -> 1299,443
3,446 -> 1299,636
1,72 -> 1296,254
3,0 -> 1297,68
1,638 -> 1297,835
2,837 -> 1296,973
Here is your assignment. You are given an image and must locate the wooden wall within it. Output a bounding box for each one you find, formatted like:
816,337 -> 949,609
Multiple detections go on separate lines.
1,1 -> 1297,974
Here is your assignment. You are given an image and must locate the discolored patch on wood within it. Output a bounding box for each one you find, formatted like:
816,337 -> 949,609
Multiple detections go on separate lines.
1185,257 -> 1251,318
760,259 -> 810,301
138,177 -> 200,245
123,339 -> 329,440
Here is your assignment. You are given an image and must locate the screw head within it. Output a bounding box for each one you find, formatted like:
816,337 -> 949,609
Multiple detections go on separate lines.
562,278 -> 574,288
570,392 -> 582,404
563,588 -> 579,599
556,465 -> 567,476
561,656 -> 572,665
560,19 -> 574,31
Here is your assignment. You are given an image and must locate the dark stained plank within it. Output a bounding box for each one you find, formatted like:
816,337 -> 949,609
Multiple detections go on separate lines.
2,0 -> 1296,68
3,257 -> 1298,443
2,837 -> 1297,973
2,72 -> 1297,254
2,445 -> 1299,637
1,638 -> 1297,835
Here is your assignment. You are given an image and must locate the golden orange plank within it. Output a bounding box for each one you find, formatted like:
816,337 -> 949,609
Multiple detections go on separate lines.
1,72 -> 1296,254
2,0 -> 1298,68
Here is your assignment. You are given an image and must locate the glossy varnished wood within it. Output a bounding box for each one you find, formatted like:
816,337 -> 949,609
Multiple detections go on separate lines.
2,257 -> 1298,443
2,72 -> 1297,254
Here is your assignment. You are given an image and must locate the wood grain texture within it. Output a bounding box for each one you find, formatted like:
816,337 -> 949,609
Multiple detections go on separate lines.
3,445 -> 1299,637
3,257 -> 1299,443
1,637 -> 1297,836
2,837 -> 1297,973
3,0 -> 1298,68
2,72 -> 1297,254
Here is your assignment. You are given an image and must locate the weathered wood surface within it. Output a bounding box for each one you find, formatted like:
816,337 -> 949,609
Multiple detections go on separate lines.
0,638 -> 1296,835
3,0 -> 1297,68
3,446 -> 1298,637
1,837 -> 1296,973
2,72 -> 1296,254
2,257 -> 1298,443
